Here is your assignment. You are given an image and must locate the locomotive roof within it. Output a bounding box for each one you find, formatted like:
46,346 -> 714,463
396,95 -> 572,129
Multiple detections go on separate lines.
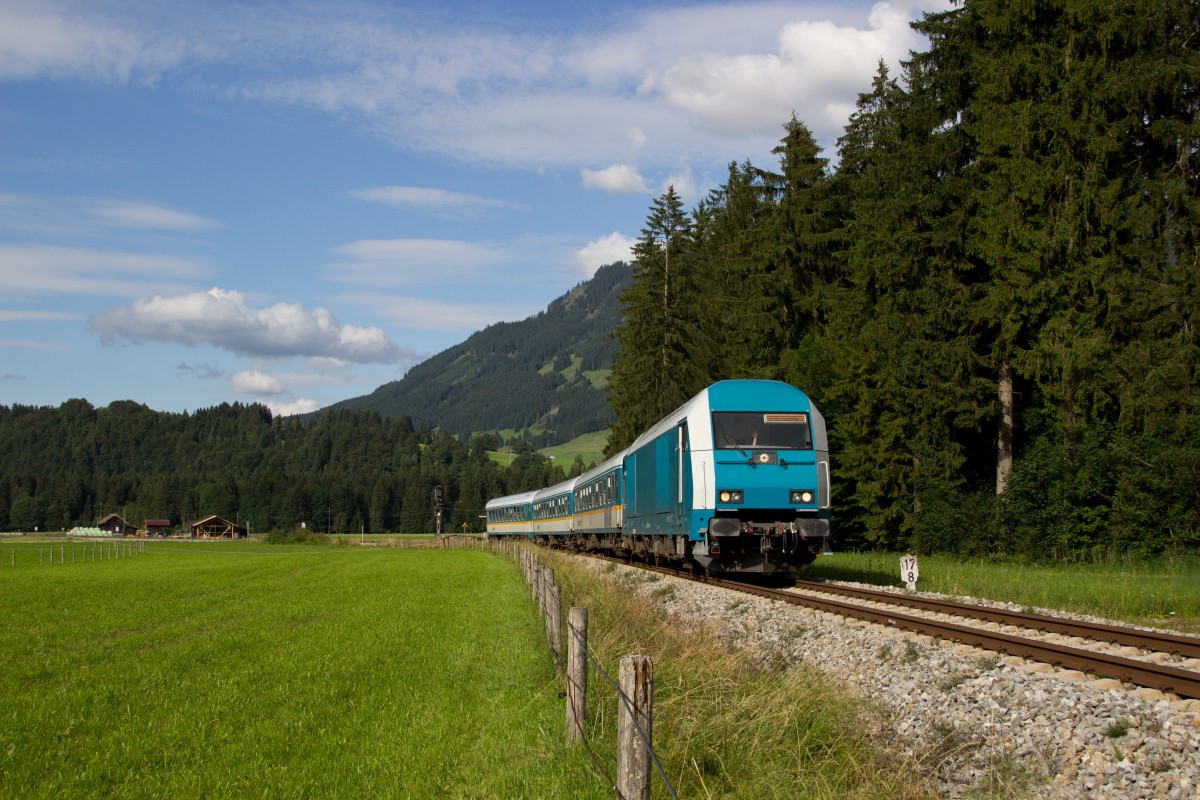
625,379 -> 818,453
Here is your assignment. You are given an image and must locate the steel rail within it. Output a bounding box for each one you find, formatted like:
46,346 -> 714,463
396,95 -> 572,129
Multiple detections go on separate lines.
792,579 -> 1200,659
588,555 -> 1200,699
703,575 -> 1200,700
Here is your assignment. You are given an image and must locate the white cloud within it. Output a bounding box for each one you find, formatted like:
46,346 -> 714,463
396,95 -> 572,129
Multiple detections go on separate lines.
349,186 -> 524,216
660,169 -> 698,203
0,339 -> 66,350
88,287 -> 404,363
3,1 -> 951,168
0,2 -> 184,82
0,309 -> 79,322
328,238 -> 507,286
0,192 -> 221,239
574,233 -> 635,278
648,3 -> 933,138
232,369 -> 285,395
0,243 -> 205,297
87,200 -> 222,231
304,356 -> 352,371
581,164 -> 650,194
268,398 -> 320,417
176,361 -> 227,380
342,291 -> 541,335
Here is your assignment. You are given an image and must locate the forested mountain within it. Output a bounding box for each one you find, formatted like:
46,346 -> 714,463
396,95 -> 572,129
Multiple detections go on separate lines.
320,262 -> 630,447
608,0 -> 1199,560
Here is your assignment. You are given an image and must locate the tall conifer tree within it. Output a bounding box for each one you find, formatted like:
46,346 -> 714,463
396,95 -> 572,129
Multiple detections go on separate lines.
826,46 -> 991,545
692,161 -> 779,379
606,187 -> 705,454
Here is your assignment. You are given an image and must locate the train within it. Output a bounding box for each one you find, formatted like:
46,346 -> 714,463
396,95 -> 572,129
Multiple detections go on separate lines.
485,380 -> 831,574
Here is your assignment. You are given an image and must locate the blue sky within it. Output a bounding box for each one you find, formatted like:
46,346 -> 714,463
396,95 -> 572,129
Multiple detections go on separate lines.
1,0 -> 948,416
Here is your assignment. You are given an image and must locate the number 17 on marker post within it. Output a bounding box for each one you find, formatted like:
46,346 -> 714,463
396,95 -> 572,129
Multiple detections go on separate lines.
900,555 -> 919,592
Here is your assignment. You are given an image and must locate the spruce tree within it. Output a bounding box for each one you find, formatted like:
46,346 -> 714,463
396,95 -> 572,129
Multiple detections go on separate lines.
606,187 -> 706,453
692,161 -> 779,379
761,115 -> 838,366
826,46 -> 991,546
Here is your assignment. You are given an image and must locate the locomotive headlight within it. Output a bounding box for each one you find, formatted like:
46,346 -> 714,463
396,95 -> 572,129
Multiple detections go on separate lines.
790,489 -> 815,504
718,489 -> 744,504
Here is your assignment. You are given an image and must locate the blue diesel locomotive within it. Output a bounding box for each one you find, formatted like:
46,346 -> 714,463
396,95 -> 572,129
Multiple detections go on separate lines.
485,380 -> 830,574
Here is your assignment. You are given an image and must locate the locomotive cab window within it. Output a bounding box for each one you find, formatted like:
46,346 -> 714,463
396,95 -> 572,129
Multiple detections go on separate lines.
712,412 -> 812,450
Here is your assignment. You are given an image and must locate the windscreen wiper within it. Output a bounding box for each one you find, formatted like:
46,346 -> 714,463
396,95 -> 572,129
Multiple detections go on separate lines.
714,418 -> 749,459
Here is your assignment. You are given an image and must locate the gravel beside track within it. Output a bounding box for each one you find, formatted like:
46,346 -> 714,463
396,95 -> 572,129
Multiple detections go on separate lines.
583,559 -> 1200,800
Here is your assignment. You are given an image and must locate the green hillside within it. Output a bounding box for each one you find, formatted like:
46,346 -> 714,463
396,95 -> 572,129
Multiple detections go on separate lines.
539,430 -> 608,471
322,262 -> 630,447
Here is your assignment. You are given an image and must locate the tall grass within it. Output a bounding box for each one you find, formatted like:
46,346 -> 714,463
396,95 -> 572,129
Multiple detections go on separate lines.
543,552 -> 938,800
0,543 -> 605,798
807,551 -> 1200,632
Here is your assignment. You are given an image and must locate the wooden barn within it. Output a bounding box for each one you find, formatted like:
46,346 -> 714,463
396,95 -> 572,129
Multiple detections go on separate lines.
191,515 -> 247,539
144,518 -> 172,537
97,513 -> 136,537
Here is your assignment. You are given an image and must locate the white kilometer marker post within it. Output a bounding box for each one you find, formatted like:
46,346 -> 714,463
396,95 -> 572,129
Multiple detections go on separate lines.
900,554 -> 919,592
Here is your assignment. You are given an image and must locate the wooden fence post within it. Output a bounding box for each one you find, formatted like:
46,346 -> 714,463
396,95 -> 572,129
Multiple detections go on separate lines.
549,581 -> 562,663
535,565 -> 545,613
565,607 -> 588,743
617,654 -> 654,800
542,567 -> 556,650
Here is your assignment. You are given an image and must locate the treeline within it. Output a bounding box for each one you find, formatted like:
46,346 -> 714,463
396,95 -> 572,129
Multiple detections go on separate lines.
608,0 -> 1199,560
0,400 -> 565,534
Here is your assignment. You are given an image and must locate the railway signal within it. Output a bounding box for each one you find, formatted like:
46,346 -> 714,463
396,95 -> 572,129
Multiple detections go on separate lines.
434,485 -> 444,538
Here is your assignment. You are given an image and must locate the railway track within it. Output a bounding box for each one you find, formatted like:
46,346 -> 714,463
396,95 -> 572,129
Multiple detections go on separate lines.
594,554 -> 1200,700
790,579 -> 1200,659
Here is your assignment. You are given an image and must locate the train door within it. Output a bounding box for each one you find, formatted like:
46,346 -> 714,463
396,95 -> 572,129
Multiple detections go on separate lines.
673,421 -> 692,532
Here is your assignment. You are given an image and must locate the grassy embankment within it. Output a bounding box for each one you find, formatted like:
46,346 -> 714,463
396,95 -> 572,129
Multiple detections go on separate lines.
807,551 -> 1200,633
0,542 -> 605,798
539,550 -> 939,800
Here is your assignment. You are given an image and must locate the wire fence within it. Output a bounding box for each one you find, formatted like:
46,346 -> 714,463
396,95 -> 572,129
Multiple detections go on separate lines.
507,539 -> 679,800
5,539 -> 146,566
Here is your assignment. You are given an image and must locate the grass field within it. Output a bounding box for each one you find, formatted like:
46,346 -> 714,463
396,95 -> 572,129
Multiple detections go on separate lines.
806,551 -> 1200,633
486,429 -> 609,470
0,541 -> 606,798
8,537 -> 1193,798
539,430 -> 608,469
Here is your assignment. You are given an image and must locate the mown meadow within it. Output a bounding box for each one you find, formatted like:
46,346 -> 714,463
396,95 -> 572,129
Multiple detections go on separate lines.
0,542 -> 607,798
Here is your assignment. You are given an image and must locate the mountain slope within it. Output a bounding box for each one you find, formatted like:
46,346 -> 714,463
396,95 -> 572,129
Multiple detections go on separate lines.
323,261 -> 631,445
